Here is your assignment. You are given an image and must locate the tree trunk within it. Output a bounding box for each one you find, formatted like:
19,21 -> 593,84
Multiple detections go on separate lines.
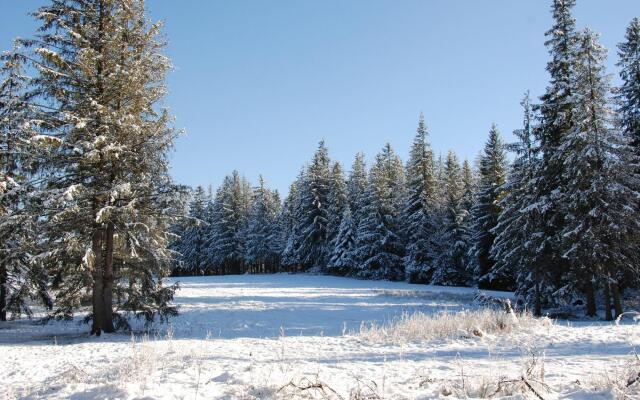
102,222 -> 115,333
91,227 -> 105,335
612,281 -> 623,318
603,278 -> 612,321
0,261 -> 7,321
585,279 -> 597,317
534,272 -> 542,317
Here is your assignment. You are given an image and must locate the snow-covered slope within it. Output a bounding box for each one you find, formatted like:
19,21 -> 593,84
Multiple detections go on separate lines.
1,274 -> 638,399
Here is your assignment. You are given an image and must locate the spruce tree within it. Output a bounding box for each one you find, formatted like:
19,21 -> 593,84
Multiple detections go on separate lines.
245,176 -> 281,273
460,160 -> 476,224
293,141 -> 331,270
529,0 -> 579,304
353,144 -> 406,280
491,93 -> 552,314
0,47 -> 51,320
178,186 -> 209,275
24,0 -> 186,333
557,29 -> 640,319
208,171 -> 252,274
327,207 -> 357,276
433,151 -> 472,286
266,189 -> 284,271
617,18 -> 640,150
326,161 -> 348,270
281,172 -> 303,271
347,152 -> 367,248
470,124 -> 508,289
403,113 -> 440,283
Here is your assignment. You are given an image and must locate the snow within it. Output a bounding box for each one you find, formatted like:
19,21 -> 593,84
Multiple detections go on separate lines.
1,274 -> 638,399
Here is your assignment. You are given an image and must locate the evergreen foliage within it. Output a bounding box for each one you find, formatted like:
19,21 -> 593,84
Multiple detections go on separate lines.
353,144 -> 406,280
403,114 -> 440,283
470,125 -> 508,289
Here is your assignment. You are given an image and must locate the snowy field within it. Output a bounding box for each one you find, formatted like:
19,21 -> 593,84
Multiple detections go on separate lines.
1,274 -> 639,399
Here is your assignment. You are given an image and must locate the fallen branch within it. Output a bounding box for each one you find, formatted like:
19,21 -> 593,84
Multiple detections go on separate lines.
278,376 -> 344,400
522,377 -> 547,400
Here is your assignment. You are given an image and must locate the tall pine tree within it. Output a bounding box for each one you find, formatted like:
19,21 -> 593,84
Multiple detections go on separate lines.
208,171 -> 252,274
293,141 -> 331,270
556,29 -> 640,319
528,0 -> 579,305
353,144 -> 406,280
470,124 -> 508,289
433,151 -> 473,286
25,0 -> 186,333
491,93 -> 551,314
403,113 -> 439,283
326,161 -> 348,269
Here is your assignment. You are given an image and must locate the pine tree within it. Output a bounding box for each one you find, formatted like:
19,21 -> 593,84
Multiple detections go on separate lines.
491,93 -> 552,314
347,152 -> 368,225
460,160 -> 476,223
0,46 -> 50,320
617,18 -> 640,150
528,0 -> 579,304
281,172 -> 303,271
403,113 -> 440,283
327,207 -> 357,275
556,29 -> 640,319
433,151 -> 472,286
470,124 -> 508,289
293,141 -> 331,270
325,161 -> 348,270
178,186 -> 209,275
23,0 -> 186,333
353,144 -> 406,280
266,189 -> 284,271
346,152 -> 367,259
208,171 -> 252,274
245,176 -> 281,273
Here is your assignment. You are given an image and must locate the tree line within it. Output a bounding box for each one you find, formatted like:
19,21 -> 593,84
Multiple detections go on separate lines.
1,0 -> 639,333
174,1 -> 640,320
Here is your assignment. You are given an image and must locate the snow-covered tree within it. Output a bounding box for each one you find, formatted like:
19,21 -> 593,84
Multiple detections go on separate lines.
556,29 -> 640,319
491,93 -> 552,315
327,207 -> 357,276
403,113 -> 440,283
0,46 -> 51,320
292,141 -> 331,270
280,172 -> 303,271
353,144 -> 406,280
617,17 -> 640,151
176,186 -> 209,275
208,171 -> 252,274
433,151 -> 472,286
460,160 -> 476,221
527,0 -> 579,304
325,161 -> 348,270
23,0 -> 186,334
347,152 -> 368,228
245,176 -> 281,273
470,124 -> 508,289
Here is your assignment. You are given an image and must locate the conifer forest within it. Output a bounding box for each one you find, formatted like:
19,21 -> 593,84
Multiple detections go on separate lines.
1,1 -> 640,399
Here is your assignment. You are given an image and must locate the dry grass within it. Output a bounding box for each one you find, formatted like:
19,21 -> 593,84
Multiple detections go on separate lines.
580,354 -> 640,399
357,308 -> 550,344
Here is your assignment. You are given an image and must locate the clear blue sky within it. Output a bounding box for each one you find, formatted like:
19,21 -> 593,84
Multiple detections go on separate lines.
1,1 -> 638,194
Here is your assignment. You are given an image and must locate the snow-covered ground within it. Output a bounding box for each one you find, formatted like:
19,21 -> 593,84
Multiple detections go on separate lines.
1,274 -> 638,399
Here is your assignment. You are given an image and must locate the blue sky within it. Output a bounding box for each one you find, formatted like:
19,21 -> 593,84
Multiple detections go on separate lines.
1,1 -> 638,194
